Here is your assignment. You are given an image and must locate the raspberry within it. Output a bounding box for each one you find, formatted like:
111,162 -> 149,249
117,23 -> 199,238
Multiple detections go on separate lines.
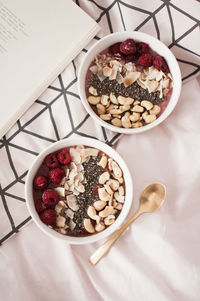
33,176 -> 48,190
48,167 -> 65,184
153,55 -> 169,73
57,148 -> 71,165
137,42 -> 149,54
45,153 -> 59,169
109,42 -> 121,55
138,53 -> 153,67
42,189 -> 59,205
125,53 -> 140,62
40,209 -> 56,225
120,39 -> 136,55
35,199 -> 49,213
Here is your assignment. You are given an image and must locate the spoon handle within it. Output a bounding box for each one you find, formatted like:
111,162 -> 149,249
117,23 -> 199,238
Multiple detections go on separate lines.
89,209 -> 142,265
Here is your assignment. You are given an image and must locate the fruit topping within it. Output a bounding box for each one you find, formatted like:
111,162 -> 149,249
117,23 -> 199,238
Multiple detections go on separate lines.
138,53 -> 153,67
33,175 -> 48,190
48,167 -> 65,184
153,55 -> 169,73
40,209 -> 56,225
120,39 -> 136,55
35,199 -> 49,213
58,148 -> 71,165
109,42 -> 121,55
42,189 -> 59,205
45,153 -> 59,169
137,42 -> 149,54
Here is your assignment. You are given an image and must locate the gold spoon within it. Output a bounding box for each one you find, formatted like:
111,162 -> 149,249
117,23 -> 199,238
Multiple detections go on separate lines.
89,183 -> 166,265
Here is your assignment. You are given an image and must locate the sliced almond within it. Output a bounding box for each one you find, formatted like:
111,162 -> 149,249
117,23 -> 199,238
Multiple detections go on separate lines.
56,216 -> 66,228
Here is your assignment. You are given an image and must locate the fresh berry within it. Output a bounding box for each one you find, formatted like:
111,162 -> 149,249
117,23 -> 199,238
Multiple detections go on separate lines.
45,153 -> 59,169
137,42 -> 149,54
42,189 -> 59,205
120,39 -> 136,55
57,148 -> 71,165
153,55 -> 169,73
33,176 -> 48,190
35,199 -> 49,213
138,53 -> 153,67
125,53 -> 140,62
40,209 -> 56,225
109,42 -> 121,55
48,167 -> 65,184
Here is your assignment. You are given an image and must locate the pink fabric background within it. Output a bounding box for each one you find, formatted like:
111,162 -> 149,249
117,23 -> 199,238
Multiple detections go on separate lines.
1,76 -> 200,300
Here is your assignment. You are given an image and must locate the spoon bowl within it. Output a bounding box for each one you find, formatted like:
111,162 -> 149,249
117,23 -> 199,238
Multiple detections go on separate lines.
89,183 -> 166,265
139,183 -> 166,213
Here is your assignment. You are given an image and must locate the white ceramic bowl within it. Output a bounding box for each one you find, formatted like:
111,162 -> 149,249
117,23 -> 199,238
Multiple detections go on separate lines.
78,31 -> 182,134
25,137 -> 133,244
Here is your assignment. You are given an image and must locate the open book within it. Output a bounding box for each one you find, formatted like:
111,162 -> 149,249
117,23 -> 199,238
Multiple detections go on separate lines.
0,0 -> 100,138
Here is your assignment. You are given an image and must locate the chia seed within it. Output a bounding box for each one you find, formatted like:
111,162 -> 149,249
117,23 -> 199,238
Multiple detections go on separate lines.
88,74 -> 165,104
72,156 -> 103,233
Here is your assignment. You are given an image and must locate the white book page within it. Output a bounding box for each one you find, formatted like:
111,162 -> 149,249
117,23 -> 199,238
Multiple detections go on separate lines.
0,0 -> 100,138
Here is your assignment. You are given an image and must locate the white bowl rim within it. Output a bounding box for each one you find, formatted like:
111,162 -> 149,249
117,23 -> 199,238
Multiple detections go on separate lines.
25,137 -> 133,244
78,31 -> 182,134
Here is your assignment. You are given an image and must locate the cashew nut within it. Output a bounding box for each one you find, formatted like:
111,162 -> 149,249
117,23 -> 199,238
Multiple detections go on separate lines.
110,93 -> 118,104
83,218 -> 95,233
99,206 -> 114,218
108,158 -> 113,171
96,103 -> 106,115
132,121 -> 143,128
111,118 -> 122,127
101,95 -> 109,106
150,105 -> 161,115
95,222 -> 105,232
112,161 -> 122,178
106,179 -> 119,191
120,105 -> 131,113
129,112 -> 140,122
104,183 -> 113,195
121,115 -> 131,128
114,202 -> 123,210
118,96 -> 134,106
141,100 -> 153,111
87,206 -> 97,220
88,96 -> 100,105
114,191 -> 125,203
109,108 -> 122,115
118,186 -> 125,196
93,200 -> 106,211
56,216 -> 66,228
132,105 -> 144,113
100,113 -> 112,121
98,187 -> 110,201
143,114 -> 157,124
99,172 -> 110,184
104,215 -> 115,226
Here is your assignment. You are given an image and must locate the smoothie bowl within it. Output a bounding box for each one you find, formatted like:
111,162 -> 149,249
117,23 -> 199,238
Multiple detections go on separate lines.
78,31 -> 182,134
25,137 -> 133,244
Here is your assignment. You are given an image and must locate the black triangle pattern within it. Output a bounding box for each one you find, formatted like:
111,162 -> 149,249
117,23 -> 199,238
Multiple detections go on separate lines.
0,0 -> 199,245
